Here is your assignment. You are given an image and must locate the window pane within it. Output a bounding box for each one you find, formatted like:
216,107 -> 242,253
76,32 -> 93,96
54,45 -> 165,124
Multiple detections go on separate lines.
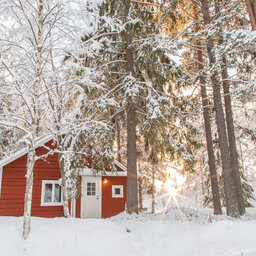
54,184 -> 62,202
44,184 -> 52,202
87,182 -> 91,195
92,183 -> 96,195
115,188 -> 121,195
87,182 -> 96,196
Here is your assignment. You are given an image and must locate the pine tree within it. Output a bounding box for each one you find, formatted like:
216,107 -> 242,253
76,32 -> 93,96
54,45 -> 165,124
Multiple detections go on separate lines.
245,0 -> 256,30
193,2 -> 222,215
214,0 -> 245,215
77,0 -> 193,213
200,0 -> 239,218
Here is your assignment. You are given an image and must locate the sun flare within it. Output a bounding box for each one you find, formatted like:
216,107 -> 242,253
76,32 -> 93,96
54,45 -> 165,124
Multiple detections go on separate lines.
166,185 -> 178,196
163,166 -> 186,197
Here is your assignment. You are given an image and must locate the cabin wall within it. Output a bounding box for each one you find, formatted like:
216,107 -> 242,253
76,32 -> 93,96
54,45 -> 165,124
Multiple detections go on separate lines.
101,176 -> 126,218
0,142 -> 64,217
0,140 -> 126,218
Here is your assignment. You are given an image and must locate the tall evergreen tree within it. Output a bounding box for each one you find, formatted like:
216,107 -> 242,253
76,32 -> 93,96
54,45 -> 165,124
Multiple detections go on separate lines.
200,0 -> 239,217
245,0 -> 256,30
214,0 -> 245,215
193,3 -> 222,215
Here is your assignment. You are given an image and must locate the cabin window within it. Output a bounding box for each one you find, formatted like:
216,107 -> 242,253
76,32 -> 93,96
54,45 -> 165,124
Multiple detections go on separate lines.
41,180 -> 63,206
112,185 -> 123,198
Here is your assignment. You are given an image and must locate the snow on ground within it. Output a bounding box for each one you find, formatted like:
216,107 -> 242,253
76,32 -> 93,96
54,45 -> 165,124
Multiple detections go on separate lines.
1,207 -> 256,256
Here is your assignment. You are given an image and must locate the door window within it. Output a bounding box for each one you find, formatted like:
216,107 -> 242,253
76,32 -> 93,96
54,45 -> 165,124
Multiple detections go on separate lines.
87,182 -> 96,196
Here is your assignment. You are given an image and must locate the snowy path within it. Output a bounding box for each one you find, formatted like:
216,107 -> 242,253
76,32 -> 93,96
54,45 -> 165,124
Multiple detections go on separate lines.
1,209 -> 256,256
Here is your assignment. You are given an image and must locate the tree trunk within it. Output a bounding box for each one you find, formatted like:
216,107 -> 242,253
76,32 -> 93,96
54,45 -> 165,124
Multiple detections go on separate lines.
138,177 -> 143,210
125,0 -> 138,214
58,153 -> 70,218
23,148 -> 35,239
117,123 -> 121,163
62,185 -> 70,218
239,141 -> 245,174
245,0 -> 256,31
220,49 -> 245,215
215,0 -> 245,215
152,166 -> 155,214
200,0 -> 239,217
194,3 -> 222,215
23,0 -> 43,239
199,75 -> 222,214
126,105 -> 138,213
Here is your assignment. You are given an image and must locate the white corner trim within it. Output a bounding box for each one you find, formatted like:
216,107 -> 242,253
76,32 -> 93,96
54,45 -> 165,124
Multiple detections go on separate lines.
80,177 -> 84,218
99,177 -> 102,218
40,180 -> 64,206
0,167 -> 3,199
70,198 -> 73,217
71,198 -> 76,217
112,185 -> 124,198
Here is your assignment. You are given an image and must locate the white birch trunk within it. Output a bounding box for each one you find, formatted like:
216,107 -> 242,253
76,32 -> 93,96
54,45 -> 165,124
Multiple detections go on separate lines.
49,25 -> 70,217
58,153 -> 70,218
23,148 -> 35,239
62,185 -> 70,218
22,0 -> 44,239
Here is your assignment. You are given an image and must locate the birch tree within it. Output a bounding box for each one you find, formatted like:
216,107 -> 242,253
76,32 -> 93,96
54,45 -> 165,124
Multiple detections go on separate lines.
0,0 -> 44,239
0,0 -> 68,238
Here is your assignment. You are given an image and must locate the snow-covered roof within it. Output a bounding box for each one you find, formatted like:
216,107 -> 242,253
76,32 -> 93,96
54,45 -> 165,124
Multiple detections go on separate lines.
114,160 -> 127,172
0,135 -> 127,172
79,167 -> 127,176
0,135 -> 53,167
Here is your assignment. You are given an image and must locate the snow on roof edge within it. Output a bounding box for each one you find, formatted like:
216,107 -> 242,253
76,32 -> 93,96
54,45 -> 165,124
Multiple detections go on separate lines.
0,135 -> 127,172
114,159 -> 127,172
79,167 -> 127,176
0,134 -> 54,167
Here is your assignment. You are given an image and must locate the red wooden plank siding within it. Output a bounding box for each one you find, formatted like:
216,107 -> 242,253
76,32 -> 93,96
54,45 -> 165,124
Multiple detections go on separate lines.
0,138 -> 127,218
0,141 -> 64,217
76,197 -> 81,218
101,176 -> 126,218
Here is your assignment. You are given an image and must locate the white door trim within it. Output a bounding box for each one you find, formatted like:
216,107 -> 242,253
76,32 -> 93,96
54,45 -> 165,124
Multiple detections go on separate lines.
99,177 -> 102,217
0,167 -> 3,199
81,176 -> 102,218
80,179 -> 84,218
71,198 -> 76,217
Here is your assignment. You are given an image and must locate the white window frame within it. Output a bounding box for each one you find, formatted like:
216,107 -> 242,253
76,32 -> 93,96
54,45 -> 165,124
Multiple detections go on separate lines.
41,180 -> 63,206
112,185 -> 123,198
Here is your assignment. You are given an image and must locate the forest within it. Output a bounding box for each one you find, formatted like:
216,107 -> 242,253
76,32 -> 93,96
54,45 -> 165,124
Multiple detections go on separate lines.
0,0 -> 256,248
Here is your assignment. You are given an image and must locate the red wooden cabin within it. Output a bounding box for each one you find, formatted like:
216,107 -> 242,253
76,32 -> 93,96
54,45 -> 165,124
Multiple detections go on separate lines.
0,136 -> 127,218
